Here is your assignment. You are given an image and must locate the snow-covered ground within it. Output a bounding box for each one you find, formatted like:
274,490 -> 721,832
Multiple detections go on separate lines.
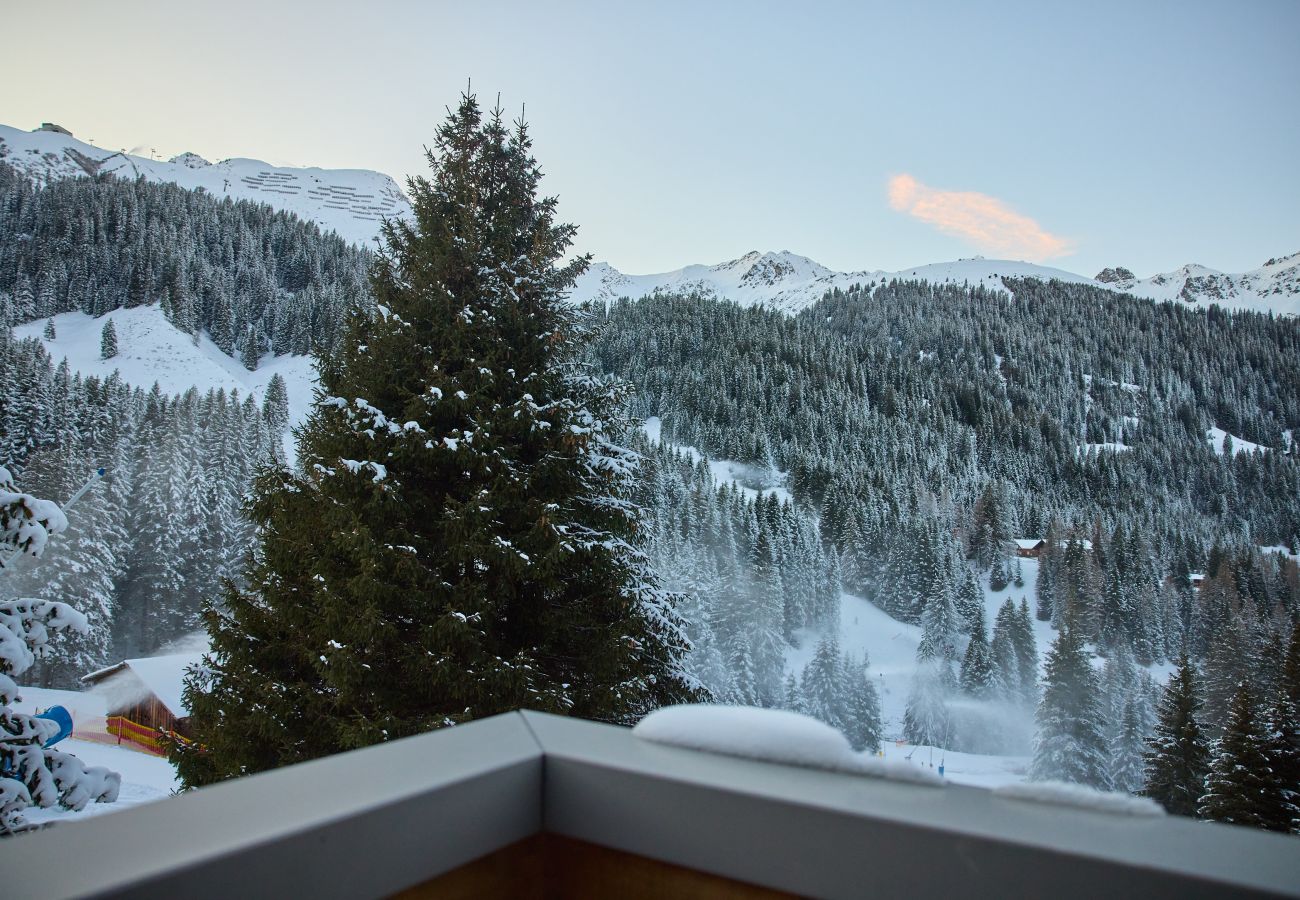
641,417 -> 793,504
10,686 -> 179,826
1207,425 -> 1267,455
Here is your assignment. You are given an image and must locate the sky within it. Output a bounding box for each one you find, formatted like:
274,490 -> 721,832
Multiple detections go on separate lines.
3,0 -> 1297,277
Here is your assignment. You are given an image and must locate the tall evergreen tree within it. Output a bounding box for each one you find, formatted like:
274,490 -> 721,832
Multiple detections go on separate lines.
1012,599 -> 1040,707
842,653 -> 882,753
261,373 -> 290,434
959,603 -> 995,698
1142,655 -> 1210,816
1262,690 -> 1300,834
99,319 -> 118,360
1030,627 -> 1111,789
173,94 -> 696,787
1110,697 -> 1147,794
1199,681 -> 1279,829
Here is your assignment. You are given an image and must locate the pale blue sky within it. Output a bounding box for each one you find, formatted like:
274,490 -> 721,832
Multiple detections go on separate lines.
4,0 -> 1297,276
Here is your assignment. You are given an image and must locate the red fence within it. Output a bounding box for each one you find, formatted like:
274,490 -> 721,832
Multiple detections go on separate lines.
107,716 -> 167,756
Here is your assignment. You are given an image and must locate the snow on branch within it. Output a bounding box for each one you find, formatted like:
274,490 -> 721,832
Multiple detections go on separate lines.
0,466 -> 69,562
339,459 -> 389,483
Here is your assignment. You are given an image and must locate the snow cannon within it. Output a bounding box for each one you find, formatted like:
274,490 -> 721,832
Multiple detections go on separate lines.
35,706 -> 74,747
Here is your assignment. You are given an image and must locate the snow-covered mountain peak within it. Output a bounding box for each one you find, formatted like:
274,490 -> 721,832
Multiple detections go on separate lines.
168,152 -> 210,169
717,250 -> 834,287
0,124 -> 409,247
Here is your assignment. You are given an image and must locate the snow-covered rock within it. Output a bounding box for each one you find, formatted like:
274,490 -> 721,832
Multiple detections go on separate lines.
0,124 -> 409,247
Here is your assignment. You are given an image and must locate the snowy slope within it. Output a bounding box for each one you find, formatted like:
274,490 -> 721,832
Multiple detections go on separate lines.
15,307 -> 317,453
0,124 -> 409,247
570,250 -> 1300,317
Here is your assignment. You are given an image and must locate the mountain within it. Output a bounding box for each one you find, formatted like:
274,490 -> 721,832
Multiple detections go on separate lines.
5,122 -> 1293,317
1091,253 -> 1300,316
0,123 -> 410,247
571,250 -> 1300,317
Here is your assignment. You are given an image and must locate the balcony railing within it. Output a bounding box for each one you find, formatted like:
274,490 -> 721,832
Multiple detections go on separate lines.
3,710 -> 1298,899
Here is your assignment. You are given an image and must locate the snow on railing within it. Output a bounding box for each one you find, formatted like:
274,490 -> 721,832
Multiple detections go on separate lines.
634,704 -> 942,785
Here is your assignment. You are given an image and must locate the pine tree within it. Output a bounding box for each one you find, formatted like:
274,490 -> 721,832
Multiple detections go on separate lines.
261,373 -> 290,434
1110,697 -> 1147,794
99,318 -> 118,360
1199,681 -> 1278,829
1030,628 -> 1111,789
173,94 -> 697,786
1142,655 -> 1210,815
1012,599 -> 1040,707
959,603 -> 995,699
800,633 -> 843,729
1282,622 -> 1300,711
904,657 -> 951,748
42,318 -> 55,340
989,599 -> 1020,701
842,653 -> 882,753
1262,691 -> 1300,834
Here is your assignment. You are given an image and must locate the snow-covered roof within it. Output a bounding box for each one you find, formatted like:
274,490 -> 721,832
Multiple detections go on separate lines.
1013,538 -> 1045,550
82,653 -> 202,718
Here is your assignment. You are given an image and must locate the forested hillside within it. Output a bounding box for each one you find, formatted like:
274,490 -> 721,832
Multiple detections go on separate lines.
0,167 -> 373,685
0,163 -> 371,364
588,285 -> 1300,756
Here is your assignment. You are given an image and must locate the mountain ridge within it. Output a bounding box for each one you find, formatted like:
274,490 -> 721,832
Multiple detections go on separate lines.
0,123 -> 411,248
2,122 -> 1295,317
570,250 -> 1300,317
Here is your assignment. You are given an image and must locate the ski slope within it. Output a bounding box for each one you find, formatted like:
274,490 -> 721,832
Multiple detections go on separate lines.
16,307 -> 317,455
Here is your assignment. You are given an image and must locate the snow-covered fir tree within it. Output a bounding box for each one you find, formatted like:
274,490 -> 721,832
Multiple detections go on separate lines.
1031,628 -> 1111,789
99,318 -> 117,360
1142,655 -> 1210,817
174,95 -> 698,787
1199,681 -> 1281,829
0,465 -> 120,832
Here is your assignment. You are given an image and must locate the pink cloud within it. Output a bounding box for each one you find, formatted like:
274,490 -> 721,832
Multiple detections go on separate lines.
887,174 -> 1073,261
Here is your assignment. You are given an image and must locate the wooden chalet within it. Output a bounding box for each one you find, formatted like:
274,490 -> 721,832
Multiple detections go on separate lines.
1013,538 -> 1046,559
80,654 -> 201,755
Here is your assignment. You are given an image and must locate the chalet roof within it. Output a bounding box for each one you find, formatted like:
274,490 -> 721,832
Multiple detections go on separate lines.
1013,538 -> 1045,550
81,653 -> 203,718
